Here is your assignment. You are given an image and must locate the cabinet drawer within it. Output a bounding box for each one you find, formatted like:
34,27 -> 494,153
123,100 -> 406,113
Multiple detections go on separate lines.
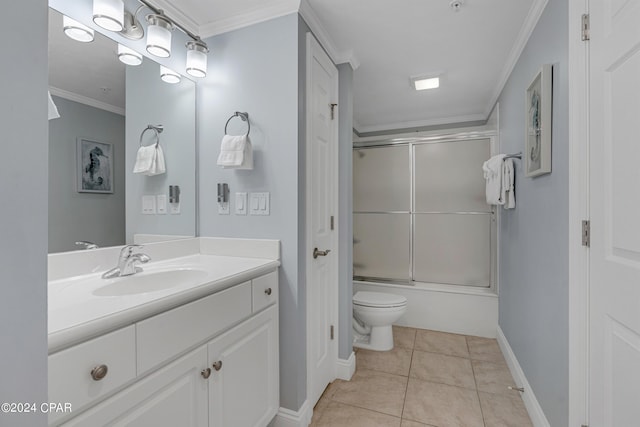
48,326 -> 136,425
252,270 -> 278,312
136,282 -> 252,374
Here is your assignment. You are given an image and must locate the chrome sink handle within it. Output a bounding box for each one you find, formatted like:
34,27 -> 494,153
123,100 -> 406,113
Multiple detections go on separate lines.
102,245 -> 150,279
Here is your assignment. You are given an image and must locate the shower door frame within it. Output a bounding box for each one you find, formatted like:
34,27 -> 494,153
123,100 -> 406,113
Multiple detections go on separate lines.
353,130 -> 498,293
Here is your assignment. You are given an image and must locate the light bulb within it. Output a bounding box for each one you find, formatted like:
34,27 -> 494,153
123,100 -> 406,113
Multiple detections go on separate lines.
160,66 -> 181,84
186,40 -> 209,78
93,0 -> 124,32
146,14 -> 173,58
63,16 -> 94,43
117,44 -> 143,66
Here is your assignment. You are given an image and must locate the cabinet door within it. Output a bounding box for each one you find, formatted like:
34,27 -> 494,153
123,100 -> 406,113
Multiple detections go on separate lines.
62,347 -> 208,427
208,305 -> 279,427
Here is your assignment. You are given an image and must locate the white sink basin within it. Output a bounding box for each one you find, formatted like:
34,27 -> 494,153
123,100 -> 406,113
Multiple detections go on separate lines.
93,269 -> 209,296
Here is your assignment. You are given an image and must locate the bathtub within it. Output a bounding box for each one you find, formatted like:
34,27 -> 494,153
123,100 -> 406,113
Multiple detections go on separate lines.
353,280 -> 498,338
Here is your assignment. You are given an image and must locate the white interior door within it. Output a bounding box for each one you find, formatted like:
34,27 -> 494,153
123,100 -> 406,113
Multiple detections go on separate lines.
306,33 -> 339,407
589,0 -> 640,425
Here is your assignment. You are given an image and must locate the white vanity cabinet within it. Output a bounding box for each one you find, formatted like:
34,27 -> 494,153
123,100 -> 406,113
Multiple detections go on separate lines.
49,270 -> 279,427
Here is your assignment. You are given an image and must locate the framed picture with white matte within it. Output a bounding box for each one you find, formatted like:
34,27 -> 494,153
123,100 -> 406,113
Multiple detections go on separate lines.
525,64 -> 552,177
77,138 -> 114,193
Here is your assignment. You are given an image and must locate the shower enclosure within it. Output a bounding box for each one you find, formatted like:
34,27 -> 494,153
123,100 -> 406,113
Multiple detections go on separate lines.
353,133 -> 496,289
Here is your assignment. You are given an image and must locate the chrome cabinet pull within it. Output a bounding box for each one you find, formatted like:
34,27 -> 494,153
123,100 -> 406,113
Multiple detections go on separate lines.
212,361 -> 223,371
313,248 -> 331,259
201,368 -> 212,379
90,365 -> 108,381
264,288 -> 272,296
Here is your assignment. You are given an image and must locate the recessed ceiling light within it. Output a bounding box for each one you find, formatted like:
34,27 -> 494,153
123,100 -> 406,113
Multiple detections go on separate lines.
411,76 -> 440,91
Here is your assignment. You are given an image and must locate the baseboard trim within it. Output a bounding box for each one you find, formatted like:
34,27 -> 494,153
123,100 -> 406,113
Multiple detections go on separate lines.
336,352 -> 356,380
271,399 -> 312,427
496,326 -> 551,427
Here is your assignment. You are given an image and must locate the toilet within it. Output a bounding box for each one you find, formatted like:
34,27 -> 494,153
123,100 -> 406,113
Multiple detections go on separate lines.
352,291 -> 407,351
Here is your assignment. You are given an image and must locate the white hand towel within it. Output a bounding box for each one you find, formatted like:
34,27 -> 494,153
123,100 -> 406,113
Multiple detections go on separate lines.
133,145 -> 166,176
502,158 -> 516,209
147,144 -> 166,176
482,154 -> 505,205
217,134 -> 253,170
48,91 -> 60,120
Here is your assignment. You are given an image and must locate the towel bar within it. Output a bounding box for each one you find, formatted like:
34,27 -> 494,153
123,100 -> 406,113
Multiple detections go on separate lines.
139,125 -> 164,147
224,112 -> 250,136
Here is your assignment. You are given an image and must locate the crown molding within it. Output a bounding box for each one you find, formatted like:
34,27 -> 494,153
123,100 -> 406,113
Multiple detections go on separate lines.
199,0 -> 301,39
299,0 -> 360,69
49,87 -> 125,116
142,0 -> 200,36
355,113 -> 486,134
483,0 -> 549,117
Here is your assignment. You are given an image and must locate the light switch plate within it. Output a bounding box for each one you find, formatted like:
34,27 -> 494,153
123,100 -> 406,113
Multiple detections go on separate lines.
156,195 -> 167,214
142,195 -> 156,215
235,192 -> 247,215
249,192 -> 270,216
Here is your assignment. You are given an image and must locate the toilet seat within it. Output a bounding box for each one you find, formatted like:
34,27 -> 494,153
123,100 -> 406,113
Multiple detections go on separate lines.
353,291 -> 407,308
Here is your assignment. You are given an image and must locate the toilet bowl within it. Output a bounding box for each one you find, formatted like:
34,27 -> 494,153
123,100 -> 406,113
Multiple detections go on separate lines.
353,291 -> 407,351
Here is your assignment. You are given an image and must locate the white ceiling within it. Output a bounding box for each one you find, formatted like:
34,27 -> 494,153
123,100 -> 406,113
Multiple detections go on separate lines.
49,0 -> 545,132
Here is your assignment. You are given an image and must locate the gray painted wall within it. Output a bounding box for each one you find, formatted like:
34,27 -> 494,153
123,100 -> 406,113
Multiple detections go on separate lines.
0,1 -> 48,425
197,14 -> 304,410
496,0 -> 569,425
49,97 -> 125,252
337,64 -> 354,360
125,60 -> 196,243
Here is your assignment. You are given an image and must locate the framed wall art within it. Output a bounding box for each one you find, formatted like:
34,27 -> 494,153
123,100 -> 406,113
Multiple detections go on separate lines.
525,64 -> 552,177
77,138 -> 113,193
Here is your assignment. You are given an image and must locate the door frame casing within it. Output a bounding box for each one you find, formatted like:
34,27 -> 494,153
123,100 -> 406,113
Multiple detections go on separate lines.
305,32 -> 340,407
568,0 -> 590,425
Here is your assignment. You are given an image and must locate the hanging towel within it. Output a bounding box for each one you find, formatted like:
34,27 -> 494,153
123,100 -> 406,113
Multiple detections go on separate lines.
48,91 -> 60,120
482,154 -> 505,205
217,134 -> 253,170
133,144 -> 166,176
502,158 -> 516,209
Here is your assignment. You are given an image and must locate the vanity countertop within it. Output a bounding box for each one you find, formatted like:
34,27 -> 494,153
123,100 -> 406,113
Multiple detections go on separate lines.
48,254 -> 279,353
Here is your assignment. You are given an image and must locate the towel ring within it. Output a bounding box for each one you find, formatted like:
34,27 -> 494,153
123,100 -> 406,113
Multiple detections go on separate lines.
224,112 -> 250,136
139,125 -> 164,147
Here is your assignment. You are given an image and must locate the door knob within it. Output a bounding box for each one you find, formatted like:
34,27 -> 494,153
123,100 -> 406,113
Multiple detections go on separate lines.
201,368 -> 212,379
212,361 -> 223,371
313,248 -> 331,259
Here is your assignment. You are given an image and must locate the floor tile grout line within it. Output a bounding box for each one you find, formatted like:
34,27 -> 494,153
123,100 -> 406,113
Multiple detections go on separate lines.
468,335 -> 488,427
400,347 -> 415,420
327,398 -> 404,420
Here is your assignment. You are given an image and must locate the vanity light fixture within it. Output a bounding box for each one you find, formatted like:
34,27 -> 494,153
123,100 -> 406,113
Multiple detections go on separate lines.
146,13 -> 173,58
411,76 -> 440,91
93,0 -> 124,32
117,44 -> 143,66
63,16 -> 94,43
160,66 -> 181,84
185,39 -> 209,78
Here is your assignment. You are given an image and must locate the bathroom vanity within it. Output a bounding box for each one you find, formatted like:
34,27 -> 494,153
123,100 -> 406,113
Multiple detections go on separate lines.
47,238 -> 280,426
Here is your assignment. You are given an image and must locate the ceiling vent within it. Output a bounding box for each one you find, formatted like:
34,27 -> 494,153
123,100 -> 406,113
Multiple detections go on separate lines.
450,0 -> 464,12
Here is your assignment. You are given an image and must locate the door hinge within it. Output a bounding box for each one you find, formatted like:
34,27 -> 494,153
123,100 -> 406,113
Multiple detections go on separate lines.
582,220 -> 590,247
330,215 -> 334,230
330,325 -> 334,340
581,14 -> 590,41
330,103 -> 338,120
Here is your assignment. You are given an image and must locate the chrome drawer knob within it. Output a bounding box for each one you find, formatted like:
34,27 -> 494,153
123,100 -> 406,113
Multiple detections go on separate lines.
212,361 -> 223,371
91,364 -> 108,381
264,288 -> 272,296
201,368 -> 212,379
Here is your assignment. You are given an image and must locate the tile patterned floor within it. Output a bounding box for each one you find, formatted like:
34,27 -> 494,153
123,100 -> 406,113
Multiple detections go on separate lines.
310,327 -> 533,427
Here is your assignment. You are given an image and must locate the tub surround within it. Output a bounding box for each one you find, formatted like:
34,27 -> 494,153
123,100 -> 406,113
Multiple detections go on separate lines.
354,281 -> 499,338
48,237 -> 280,352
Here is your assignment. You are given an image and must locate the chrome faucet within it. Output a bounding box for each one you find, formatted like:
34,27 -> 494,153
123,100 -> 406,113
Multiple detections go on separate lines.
75,241 -> 99,250
102,245 -> 151,279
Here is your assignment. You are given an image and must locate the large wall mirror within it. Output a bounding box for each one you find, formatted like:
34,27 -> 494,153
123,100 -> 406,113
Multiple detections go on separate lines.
48,5 -> 196,253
